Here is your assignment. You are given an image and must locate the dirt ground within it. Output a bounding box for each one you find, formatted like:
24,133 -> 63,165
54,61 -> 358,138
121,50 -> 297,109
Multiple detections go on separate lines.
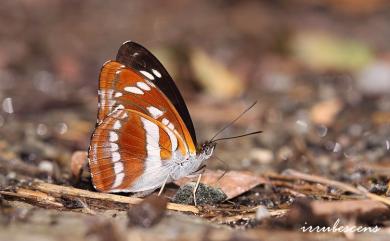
0,1 -> 389,240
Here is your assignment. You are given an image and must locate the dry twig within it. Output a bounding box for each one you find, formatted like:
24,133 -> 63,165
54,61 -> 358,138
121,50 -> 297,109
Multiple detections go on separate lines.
283,169 -> 390,206
211,209 -> 288,224
1,181 -> 199,213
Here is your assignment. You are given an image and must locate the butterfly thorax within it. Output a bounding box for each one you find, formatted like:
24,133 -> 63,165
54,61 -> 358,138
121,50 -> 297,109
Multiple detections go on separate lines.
169,142 -> 215,180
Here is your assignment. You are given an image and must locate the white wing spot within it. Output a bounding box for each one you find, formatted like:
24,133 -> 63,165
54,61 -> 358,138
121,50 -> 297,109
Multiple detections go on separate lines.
109,131 -> 118,142
136,82 -> 151,91
112,172 -> 124,188
147,80 -> 156,88
140,70 -> 155,80
124,86 -> 144,95
141,117 -> 162,168
113,120 -> 121,130
99,89 -> 114,112
113,162 -> 124,174
114,92 -> 123,98
116,104 -> 125,110
168,123 -> 174,130
166,129 -> 178,152
91,144 -> 98,163
152,69 -> 162,78
112,151 -> 121,162
147,106 -> 163,119
110,143 -> 119,152
162,118 -> 169,126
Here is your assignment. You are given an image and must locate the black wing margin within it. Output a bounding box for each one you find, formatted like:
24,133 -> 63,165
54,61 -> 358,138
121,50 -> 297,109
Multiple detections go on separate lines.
116,41 -> 197,145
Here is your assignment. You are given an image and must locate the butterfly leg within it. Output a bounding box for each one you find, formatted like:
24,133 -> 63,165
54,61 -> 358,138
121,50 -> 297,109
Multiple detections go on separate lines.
158,174 -> 170,196
193,174 -> 202,206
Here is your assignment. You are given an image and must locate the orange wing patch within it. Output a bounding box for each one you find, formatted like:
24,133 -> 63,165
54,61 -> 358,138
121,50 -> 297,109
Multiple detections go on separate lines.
97,62 -> 196,155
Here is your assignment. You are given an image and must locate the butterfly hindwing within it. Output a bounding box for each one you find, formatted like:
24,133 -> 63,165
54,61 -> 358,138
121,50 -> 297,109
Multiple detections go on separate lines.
89,108 -> 186,192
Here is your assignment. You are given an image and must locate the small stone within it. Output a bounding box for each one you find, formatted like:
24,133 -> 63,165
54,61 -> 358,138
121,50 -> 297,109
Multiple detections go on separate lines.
36,123 -> 48,136
255,205 -> 270,221
173,182 -> 227,205
357,61 -> 390,95
7,172 -> 16,179
315,125 -> 328,137
369,183 -> 388,195
250,148 -> 274,164
277,146 -> 294,161
295,119 -> 309,133
2,97 -> 14,114
38,160 -> 54,173
333,142 -> 342,152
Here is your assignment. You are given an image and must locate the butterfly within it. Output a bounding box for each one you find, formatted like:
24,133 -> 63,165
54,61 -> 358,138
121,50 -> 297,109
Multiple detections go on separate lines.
88,41 -> 216,194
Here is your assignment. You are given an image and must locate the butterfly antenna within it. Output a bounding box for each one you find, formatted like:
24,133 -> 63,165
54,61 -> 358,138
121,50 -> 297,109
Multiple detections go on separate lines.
211,130 -> 263,143
210,101 -> 258,142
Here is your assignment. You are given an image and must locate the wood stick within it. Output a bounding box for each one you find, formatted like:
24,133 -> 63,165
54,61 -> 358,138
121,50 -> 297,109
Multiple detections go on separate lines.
1,181 -> 199,213
282,169 -> 390,206
212,209 -> 288,223
37,182 -> 199,213
0,189 -> 64,208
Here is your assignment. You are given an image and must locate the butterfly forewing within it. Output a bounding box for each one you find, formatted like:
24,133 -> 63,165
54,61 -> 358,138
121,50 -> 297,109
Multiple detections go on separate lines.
96,60 -> 196,154
116,41 -> 197,145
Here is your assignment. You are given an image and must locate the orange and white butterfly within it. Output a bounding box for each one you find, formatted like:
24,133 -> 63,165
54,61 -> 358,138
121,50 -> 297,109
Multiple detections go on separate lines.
88,41 -> 215,193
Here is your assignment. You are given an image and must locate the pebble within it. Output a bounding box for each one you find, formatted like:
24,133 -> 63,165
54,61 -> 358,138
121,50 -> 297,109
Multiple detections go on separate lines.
250,148 -> 274,164
277,146 -> 294,161
38,160 -> 54,173
2,97 -> 14,114
357,61 -> 390,95
173,183 -> 227,205
315,125 -> 328,137
255,205 -> 270,221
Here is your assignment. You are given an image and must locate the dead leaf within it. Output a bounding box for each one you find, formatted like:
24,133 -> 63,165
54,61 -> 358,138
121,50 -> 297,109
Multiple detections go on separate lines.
70,151 -> 88,177
175,169 -> 268,200
310,199 -> 390,217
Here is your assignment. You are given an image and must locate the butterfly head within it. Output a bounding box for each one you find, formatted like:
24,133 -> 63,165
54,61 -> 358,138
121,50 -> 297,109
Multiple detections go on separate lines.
198,141 -> 216,159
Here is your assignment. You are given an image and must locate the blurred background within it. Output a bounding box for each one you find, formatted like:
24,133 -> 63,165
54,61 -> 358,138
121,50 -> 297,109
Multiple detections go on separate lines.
0,0 -> 389,185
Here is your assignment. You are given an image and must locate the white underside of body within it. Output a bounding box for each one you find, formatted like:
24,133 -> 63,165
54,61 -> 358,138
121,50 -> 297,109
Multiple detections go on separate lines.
109,150 -> 208,193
